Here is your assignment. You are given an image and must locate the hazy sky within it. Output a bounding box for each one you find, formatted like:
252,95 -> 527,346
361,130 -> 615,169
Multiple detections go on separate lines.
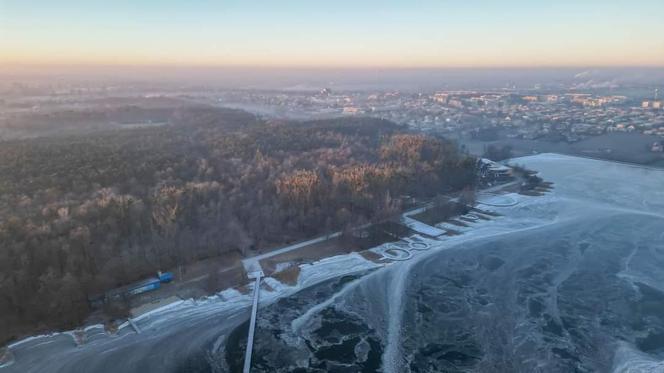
2,0 -> 663,68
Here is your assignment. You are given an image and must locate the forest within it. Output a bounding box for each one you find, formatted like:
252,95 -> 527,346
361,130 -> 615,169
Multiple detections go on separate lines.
0,105 -> 477,344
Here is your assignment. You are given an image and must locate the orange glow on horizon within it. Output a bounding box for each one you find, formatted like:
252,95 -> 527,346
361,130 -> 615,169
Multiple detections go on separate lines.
2,49 -> 663,69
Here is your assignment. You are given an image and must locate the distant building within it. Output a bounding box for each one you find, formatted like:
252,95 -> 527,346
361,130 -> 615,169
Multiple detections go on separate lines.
447,99 -> 463,108
643,89 -> 662,109
643,100 -> 663,110
478,158 -> 512,182
432,92 -> 449,103
569,94 -> 592,106
319,88 -> 332,96
342,106 -> 361,115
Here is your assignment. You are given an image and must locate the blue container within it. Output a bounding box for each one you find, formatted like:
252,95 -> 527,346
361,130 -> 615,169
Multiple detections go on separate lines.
127,278 -> 161,296
158,272 -> 174,283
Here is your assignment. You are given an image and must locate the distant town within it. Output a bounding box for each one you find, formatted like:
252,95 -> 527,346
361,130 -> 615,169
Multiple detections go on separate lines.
2,81 -> 664,160
212,88 -> 664,148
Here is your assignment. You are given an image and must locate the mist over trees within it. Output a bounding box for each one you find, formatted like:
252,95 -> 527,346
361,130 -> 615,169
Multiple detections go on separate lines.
0,106 -> 476,343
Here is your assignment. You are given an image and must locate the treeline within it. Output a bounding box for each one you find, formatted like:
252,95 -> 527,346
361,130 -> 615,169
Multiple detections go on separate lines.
483,144 -> 513,161
0,106 -> 477,343
0,96 -> 188,140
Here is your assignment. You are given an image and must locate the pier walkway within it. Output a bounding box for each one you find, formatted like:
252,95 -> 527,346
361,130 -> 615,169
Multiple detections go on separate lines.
242,271 -> 263,373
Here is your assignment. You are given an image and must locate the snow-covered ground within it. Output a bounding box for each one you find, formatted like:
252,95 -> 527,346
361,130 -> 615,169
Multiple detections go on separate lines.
3,248 -> 382,372
402,216 -> 447,237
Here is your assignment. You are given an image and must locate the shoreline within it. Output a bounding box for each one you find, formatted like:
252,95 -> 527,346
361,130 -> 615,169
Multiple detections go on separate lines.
0,180 -> 535,370
1,156 -> 529,360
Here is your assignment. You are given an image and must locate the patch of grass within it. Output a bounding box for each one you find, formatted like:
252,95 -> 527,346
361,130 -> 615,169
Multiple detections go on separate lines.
235,284 -> 252,295
411,201 -> 469,226
344,221 -> 414,250
445,229 -> 462,236
272,266 -> 301,286
104,322 -> 119,335
359,250 -> 384,263
446,219 -> 469,227
471,207 -> 500,217
519,190 -> 544,196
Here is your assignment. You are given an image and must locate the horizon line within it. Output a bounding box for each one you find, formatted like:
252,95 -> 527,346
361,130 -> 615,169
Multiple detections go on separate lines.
3,62 -> 664,71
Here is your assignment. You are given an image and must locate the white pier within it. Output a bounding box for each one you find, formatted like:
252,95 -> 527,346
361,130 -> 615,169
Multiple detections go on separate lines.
243,271 -> 263,373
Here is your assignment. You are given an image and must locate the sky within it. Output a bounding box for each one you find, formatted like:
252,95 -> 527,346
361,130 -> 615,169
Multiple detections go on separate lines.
1,0 -> 664,68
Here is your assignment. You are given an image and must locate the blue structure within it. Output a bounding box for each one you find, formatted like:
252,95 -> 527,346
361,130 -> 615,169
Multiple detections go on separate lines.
126,278 -> 161,296
157,271 -> 174,283
90,271 -> 177,306
126,272 -> 174,296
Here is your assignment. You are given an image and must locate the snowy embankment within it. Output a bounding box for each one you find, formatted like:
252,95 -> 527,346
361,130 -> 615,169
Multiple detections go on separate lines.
131,252 -> 382,329
4,253 -> 381,356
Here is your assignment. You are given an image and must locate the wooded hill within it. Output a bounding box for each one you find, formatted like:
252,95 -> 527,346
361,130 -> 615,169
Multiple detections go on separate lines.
0,106 -> 477,344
